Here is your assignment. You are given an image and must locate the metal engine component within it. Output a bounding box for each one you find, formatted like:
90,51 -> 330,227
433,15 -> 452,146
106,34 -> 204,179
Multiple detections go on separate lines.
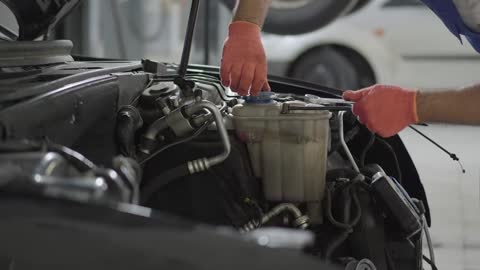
187,157 -> 210,174
138,81 -> 180,124
139,98 -> 231,195
339,111 -> 360,172
139,99 -> 230,168
184,100 -> 231,173
165,107 -> 196,137
113,156 -> 142,204
232,100 -> 331,223
139,82 -> 179,108
241,203 -> 309,233
0,148 -> 141,205
261,203 -> 309,229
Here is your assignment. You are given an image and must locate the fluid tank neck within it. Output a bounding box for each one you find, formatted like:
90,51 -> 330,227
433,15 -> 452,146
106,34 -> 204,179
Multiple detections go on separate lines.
243,92 -> 276,104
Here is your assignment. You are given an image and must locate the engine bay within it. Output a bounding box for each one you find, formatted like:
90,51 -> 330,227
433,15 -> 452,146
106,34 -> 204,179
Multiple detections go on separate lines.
0,63 -> 432,269
0,1 -> 434,268
135,72 -> 429,270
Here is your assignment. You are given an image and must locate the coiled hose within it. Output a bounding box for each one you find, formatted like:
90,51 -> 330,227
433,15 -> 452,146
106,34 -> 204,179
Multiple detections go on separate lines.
323,174 -> 365,260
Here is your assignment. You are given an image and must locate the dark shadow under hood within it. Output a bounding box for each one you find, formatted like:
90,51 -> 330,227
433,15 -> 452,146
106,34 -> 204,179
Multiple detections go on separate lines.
1,0 -> 81,40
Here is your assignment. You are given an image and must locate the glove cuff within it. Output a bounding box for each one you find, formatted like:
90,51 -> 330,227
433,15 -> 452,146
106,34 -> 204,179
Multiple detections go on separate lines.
229,21 -> 261,39
409,89 -> 419,124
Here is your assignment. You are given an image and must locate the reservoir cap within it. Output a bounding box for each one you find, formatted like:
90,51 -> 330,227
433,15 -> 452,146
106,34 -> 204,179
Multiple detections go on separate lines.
243,92 -> 276,104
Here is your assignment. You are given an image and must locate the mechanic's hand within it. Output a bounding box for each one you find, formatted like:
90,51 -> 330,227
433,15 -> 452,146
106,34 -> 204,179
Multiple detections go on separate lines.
221,21 -> 271,96
343,85 -> 419,138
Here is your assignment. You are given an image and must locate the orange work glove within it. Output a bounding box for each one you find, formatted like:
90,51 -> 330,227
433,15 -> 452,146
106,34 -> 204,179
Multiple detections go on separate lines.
343,85 -> 419,138
221,21 -> 271,96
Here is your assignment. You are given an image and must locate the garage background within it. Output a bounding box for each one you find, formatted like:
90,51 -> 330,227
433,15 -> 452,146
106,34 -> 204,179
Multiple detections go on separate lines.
57,0 -> 227,65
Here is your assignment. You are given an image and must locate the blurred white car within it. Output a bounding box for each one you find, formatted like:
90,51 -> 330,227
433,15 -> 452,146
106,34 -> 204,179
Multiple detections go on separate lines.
263,0 -> 480,90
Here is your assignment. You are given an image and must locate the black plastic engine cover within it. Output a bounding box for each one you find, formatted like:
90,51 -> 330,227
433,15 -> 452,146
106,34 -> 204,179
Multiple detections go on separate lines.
0,65 -> 149,167
0,195 -> 338,270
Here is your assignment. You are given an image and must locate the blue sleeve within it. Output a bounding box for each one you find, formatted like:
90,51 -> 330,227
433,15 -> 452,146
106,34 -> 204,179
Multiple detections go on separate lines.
419,0 -> 480,53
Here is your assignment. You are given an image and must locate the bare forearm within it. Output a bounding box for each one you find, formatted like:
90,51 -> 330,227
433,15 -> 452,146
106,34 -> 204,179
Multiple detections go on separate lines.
233,0 -> 271,27
417,83 -> 480,125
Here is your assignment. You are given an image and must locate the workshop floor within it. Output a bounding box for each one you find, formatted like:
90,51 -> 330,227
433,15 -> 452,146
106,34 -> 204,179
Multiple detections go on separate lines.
400,124 -> 480,270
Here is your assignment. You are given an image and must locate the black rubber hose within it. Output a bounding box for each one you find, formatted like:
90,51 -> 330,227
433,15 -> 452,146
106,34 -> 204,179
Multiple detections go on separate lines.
140,163 -> 190,204
349,188 -> 362,227
377,138 -> 402,184
324,230 -> 351,260
324,187 -> 351,230
324,183 -> 362,230
342,186 -> 352,224
323,181 -> 363,260
360,132 -> 376,168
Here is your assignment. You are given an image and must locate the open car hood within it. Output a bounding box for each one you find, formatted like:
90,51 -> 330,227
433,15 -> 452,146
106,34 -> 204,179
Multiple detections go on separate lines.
1,0 -> 81,40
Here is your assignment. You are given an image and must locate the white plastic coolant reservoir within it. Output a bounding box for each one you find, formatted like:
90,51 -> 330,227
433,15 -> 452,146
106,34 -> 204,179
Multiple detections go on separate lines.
232,101 -> 332,207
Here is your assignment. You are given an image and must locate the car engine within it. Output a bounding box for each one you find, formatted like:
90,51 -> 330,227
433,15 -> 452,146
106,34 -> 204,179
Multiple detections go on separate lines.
0,57 -> 432,269
0,1 -> 434,269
